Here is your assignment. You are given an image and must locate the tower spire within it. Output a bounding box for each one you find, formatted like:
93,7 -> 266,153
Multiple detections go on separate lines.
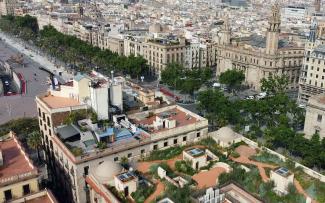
266,2 -> 281,55
220,13 -> 231,45
314,0 -> 321,12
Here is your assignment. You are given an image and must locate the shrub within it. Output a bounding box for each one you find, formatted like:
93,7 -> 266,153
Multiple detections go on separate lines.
175,160 -> 196,176
230,151 -> 240,158
131,184 -> 155,203
146,146 -> 184,161
0,118 -> 39,137
70,147 -> 83,156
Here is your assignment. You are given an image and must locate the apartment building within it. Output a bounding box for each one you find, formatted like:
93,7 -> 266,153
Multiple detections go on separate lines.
0,0 -> 16,15
0,132 -> 58,203
143,36 -> 187,76
304,93 -> 325,139
36,91 -> 208,203
298,20 -> 325,104
36,72 -> 208,203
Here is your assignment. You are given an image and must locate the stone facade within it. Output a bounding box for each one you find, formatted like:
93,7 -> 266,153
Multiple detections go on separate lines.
0,0 -> 16,15
298,20 -> 325,104
304,93 -> 325,139
214,3 -> 304,91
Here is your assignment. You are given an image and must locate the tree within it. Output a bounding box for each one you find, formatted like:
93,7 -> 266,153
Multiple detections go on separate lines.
197,89 -> 239,128
261,75 -> 289,95
27,131 -> 42,162
219,69 -> 245,92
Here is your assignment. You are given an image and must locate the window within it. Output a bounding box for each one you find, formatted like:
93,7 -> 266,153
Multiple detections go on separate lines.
4,190 -> 12,201
49,129 -> 51,136
23,184 -> 31,195
47,117 -> 51,127
127,153 -> 132,158
317,114 -> 322,122
174,139 -> 178,144
183,136 -> 187,142
38,108 -> 41,117
153,144 -> 158,150
196,132 -> 201,138
315,129 -> 320,134
84,166 -> 89,176
141,149 -> 145,154
114,157 -> 119,162
164,141 -> 168,147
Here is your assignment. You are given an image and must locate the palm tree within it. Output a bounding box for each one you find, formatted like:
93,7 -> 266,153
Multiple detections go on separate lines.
27,131 -> 42,162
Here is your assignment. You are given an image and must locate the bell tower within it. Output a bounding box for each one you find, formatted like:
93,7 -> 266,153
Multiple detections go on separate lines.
315,0 -> 321,12
220,14 -> 231,45
266,2 -> 281,55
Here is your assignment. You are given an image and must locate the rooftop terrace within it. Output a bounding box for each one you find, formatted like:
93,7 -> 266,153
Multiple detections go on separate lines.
38,93 -> 82,109
131,107 -> 199,133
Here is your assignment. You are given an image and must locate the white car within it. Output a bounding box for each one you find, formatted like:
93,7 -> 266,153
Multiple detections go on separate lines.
4,81 -> 9,85
245,95 -> 255,100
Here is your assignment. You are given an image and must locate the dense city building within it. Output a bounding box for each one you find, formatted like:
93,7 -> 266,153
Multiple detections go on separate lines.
35,71 -> 208,203
304,93 -> 325,139
214,3 -> 304,91
299,19 -> 325,103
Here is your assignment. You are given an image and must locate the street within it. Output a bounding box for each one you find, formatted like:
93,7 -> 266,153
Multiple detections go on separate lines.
0,32 -> 71,124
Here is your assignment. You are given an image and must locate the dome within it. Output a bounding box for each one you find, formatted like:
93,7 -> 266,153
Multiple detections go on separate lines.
93,160 -> 122,183
217,126 -> 235,137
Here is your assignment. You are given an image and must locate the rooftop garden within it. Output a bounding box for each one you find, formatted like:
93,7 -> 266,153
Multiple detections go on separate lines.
218,165 -> 305,203
145,145 -> 185,161
247,147 -> 325,202
63,109 -> 98,125
131,183 -> 155,203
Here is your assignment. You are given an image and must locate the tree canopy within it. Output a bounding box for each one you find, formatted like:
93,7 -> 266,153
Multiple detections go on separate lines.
0,15 -> 149,79
161,63 -> 213,94
219,69 -> 245,91
261,75 -> 289,95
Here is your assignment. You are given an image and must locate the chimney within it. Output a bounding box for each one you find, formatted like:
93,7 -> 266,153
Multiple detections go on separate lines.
111,70 -> 114,85
0,150 -> 3,166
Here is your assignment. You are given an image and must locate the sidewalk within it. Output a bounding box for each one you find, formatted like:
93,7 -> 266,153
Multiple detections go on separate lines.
0,31 -> 73,81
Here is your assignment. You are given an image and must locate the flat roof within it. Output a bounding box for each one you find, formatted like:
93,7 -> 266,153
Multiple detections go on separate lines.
186,148 -> 205,157
39,94 -> 81,109
274,167 -> 290,177
0,138 -> 35,180
116,171 -> 136,182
